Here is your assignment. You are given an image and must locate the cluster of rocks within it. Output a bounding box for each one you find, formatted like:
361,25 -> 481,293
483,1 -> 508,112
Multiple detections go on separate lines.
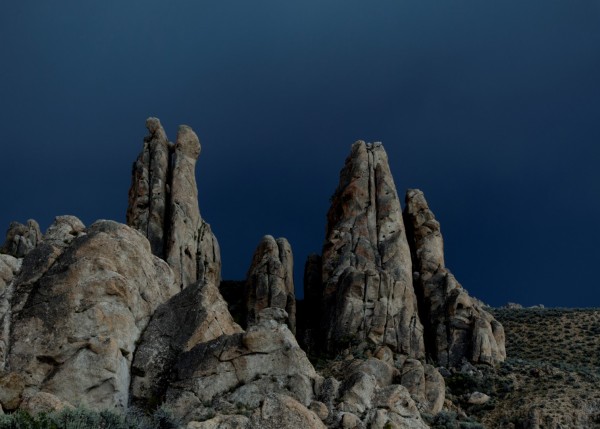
0,119 -> 506,428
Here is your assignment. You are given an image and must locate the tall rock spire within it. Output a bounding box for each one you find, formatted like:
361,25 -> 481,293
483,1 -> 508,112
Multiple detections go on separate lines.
404,188 -> 505,366
126,118 -> 170,258
320,141 -> 424,357
127,118 -> 220,289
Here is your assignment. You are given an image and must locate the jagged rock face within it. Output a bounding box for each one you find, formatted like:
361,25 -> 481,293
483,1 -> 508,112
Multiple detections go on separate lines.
404,189 -> 506,367
246,235 -> 296,333
0,220 -> 179,411
127,117 -> 171,258
127,118 -> 221,289
321,141 -> 424,357
1,220 -> 42,258
130,279 -> 242,408
165,308 -> 321,425
0,254 -> 21,371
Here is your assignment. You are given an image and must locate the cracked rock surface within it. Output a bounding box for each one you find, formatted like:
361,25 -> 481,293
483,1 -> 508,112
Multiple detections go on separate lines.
0,220 -> 179,411
127,118 -> 220,290
246,235 -> 296,333
165,308 -> 320,426
404,188 -> 506,367
319,141 -> 425,357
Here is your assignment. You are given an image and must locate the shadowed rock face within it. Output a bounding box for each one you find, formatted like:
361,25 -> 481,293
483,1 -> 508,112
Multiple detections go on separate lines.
246,235 -> 296,333
126,118 -> 220,290
1,220 -> 42,258
126,117 -> 170,259
130,279 -> 242,408
404,189 -> 506,367
320,141 -> 424,357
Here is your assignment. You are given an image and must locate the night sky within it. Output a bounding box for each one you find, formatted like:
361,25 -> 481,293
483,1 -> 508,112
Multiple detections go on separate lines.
2,2 -> 599,308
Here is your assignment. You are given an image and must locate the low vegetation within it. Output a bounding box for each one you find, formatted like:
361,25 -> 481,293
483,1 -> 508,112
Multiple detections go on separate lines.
0,407 -> 180,429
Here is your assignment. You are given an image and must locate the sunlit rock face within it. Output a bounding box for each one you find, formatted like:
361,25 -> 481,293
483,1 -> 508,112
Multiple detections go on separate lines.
319,141 -> 425,358
0,219 -> 179,411
404,188 -> 505,367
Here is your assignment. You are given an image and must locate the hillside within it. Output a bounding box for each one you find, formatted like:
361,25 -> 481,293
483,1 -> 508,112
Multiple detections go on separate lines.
443,308 -> 600,428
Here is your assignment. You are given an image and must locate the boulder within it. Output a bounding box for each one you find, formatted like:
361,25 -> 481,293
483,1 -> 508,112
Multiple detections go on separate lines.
1,220 -> 42,258
131,279 -> 242,408
165,308 -> 320,424
246,235 -> 296,333
319,141 -> 424,357
0,220 -> 179,411
253,394 -> 326,429
404,188 -> 506,367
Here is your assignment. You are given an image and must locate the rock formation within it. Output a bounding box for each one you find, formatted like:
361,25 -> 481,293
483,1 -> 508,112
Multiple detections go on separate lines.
404,188 -> 506,366
126,117 -> 171,258
319,141 -> 425,357
130,279 -> 243,408
127,118 -> 220,289
0,220 -> 42,258
0,220 -> 179,411
165,308 -> 320,425
0,123 -> 518,428
246,235 -> 296,333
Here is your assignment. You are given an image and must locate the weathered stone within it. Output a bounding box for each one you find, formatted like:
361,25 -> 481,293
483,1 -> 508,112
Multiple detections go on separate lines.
309,400 -> 329,420
468,391 -> 490,405
131,279 -> 242,408
0,372 -> 26,410
127,117 -> 171,258
1,220 -> 42,258
320,141 -> 424,356
340,412 -> 362,429
187,415 -> 250,429
246,235 -> 296,333
20,391 -> 73,414
166,308 -> 319,424
399,359 -> 444,414
1,220 -> 179,411
43,215 -> 86,245
166,125 -> 203,288
254,394 -> 326,429
127,119 -> 221,290
423,364 -> 445,414
404,188 -> 506,367
367,385 -> 429,429
0,254 -> 21,371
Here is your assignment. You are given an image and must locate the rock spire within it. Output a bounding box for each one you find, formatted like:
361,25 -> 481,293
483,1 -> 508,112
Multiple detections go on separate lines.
126,118 -> 220,289
245,235 -> 296,333
319,141 -> 425,357
404,188 -> 506,366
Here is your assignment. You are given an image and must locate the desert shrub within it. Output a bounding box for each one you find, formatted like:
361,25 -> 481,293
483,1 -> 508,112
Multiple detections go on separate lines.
0,406 -> 180,429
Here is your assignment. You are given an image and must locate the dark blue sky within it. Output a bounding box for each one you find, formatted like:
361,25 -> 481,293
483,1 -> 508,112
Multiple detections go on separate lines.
2,1 -> 599,307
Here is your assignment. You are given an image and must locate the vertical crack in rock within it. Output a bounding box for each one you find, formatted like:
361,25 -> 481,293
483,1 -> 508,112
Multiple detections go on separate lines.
127,118 -> 170,258
126,118 -> 221,290
403,188 -> 506,367
319,141 -> 425,357
245,235 -> 296,334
